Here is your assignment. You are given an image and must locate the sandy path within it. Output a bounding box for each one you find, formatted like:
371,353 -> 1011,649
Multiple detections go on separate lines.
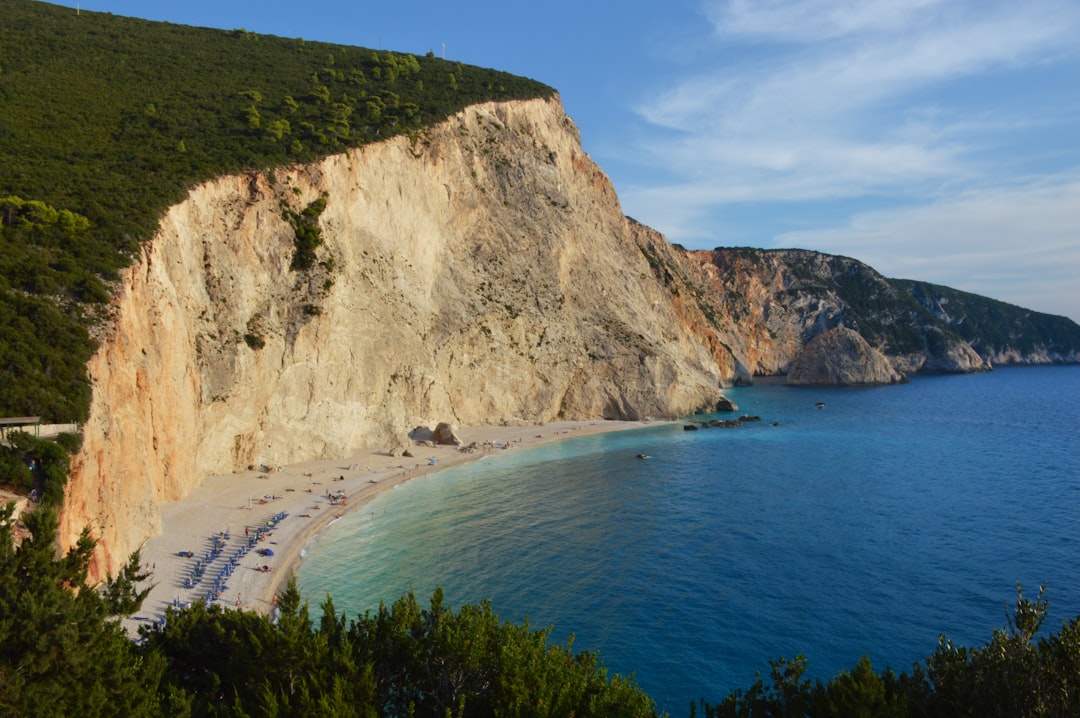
124,420 -> 658,634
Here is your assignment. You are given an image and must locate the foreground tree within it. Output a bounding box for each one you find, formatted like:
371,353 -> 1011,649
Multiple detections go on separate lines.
697,584 -> 1080,718
143,582 -> 658,718
142,583 -> 377,716
916,583 -> 1080,717
0,504 -> 169,716
345,587 -> 657,717
5,501 -> 1077,717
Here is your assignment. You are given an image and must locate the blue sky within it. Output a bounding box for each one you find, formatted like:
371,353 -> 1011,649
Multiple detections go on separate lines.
53,0 -> 1080,320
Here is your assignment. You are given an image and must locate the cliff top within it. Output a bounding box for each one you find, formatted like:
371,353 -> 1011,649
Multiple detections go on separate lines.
0,0 -> 554,422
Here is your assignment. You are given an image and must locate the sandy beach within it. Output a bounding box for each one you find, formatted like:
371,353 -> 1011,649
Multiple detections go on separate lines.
123,420 -> 657,634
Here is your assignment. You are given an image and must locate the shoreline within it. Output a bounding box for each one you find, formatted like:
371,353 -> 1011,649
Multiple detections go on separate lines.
123,419 -> 661,634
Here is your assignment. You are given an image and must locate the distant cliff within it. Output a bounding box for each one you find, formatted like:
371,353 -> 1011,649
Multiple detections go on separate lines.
653,246 -> 1074,381
895,279 -> 1080,365
59,98 -> 1080,579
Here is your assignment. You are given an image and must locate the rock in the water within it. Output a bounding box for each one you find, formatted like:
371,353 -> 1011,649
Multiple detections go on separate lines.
434,422 -> 463,446
787,327 -> 906,386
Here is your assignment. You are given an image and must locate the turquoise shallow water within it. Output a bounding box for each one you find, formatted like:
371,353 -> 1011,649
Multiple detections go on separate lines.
297,366 -> 1080,714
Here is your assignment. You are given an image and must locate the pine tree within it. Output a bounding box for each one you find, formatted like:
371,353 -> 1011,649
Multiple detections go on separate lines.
0,504 -> 167,716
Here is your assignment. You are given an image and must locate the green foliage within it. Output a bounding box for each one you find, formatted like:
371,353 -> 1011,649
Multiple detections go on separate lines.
0,290 -> 96,421
816,656 -> 907,718
0,0 -> 554,423
896,279 -> 1080,358
101,547 -> 155,615
0,194 -> 117,303
54,430 -> 83,454
344,586 -> 658,717
142,580 -> 657,717
699,584 -> 1080,718
0,446 -> 31,494
144,595 -> 373,715
0,504 -> 168,716
698,655 -> 816,718
4,510 -> 1080,718
286,196 -> 328,271
243,333 -> 265,350
915,583 -> 1080,718
830,265 -> 929,355
0,193 -> 102,421
0,430 -> 77,507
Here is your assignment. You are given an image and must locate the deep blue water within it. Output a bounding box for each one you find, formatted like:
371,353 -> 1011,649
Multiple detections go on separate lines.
297,366 -> 1080,714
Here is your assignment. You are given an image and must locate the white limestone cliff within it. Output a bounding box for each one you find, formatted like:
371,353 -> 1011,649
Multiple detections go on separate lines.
61,97 -> 731,578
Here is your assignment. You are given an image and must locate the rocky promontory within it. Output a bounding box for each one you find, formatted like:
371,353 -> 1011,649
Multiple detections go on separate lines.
786,328 -> 907,386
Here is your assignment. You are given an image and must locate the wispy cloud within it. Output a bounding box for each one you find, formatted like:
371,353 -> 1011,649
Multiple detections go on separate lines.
705,0 -> 945,43
775,179 -> 1080,318
634,0 -> 1078,193
616,0 -> 1080,317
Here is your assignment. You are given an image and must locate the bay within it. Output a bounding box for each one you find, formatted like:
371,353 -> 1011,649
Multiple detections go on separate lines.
297,366 -> 1080,714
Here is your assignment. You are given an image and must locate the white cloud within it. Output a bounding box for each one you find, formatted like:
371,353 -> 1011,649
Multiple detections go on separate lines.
705,0 -> 945,43
632,0 -> 1080,199
653,0 -> 1075,129
773,179 -> 1080,319
633,137 -> 962,204
612,0 -> 1080,319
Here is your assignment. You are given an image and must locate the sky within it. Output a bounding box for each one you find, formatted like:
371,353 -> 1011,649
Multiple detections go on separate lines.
52,0 -> 1080,320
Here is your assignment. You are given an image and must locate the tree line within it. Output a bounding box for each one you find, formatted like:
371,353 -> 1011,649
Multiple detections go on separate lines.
1,504 -> 1078,717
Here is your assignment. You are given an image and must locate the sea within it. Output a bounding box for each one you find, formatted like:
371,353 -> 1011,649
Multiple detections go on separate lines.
296,365 -> 1080,715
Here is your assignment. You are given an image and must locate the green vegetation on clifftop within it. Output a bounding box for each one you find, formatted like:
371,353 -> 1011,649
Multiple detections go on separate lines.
0,0 -> 554,422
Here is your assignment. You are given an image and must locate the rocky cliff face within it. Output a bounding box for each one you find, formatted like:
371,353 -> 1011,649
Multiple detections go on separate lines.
787,328 -> 906,385
664,248 -> 993,378
896,279 -> 1080,365
59,97 -> 1079,579
61,97 -> 730,578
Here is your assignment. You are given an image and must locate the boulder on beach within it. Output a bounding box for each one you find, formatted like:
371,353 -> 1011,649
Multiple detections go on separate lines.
434,422 -> 463,446
409,426 -> 437,442
386,431 -> 412,457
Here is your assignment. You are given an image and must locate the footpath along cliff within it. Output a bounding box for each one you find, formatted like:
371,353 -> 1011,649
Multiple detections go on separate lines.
60,96 -> 1080,579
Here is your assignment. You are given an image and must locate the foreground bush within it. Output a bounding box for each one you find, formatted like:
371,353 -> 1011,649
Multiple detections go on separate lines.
695,584 -> 1080,718
142,584 -> 658,717
3,505 -> 1079,717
